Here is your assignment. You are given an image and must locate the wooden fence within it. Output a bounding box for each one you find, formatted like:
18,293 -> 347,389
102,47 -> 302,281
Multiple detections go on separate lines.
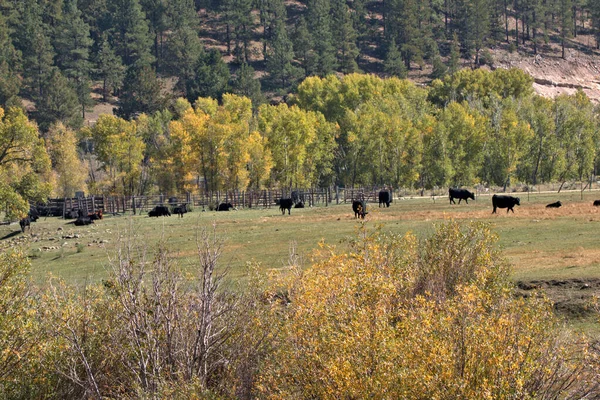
35,187 -> 407,217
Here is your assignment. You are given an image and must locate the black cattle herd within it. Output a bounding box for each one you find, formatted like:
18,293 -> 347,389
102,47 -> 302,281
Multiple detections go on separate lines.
13,188 -> 600,233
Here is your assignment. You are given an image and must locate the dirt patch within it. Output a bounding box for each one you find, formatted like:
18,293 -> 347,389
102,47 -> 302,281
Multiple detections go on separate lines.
516,278 -> 600,320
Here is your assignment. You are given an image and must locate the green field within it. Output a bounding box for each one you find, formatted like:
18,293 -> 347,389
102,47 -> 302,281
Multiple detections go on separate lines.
3,190 -> 600,287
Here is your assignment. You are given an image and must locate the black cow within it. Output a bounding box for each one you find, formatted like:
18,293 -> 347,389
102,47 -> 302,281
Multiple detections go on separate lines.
74,217 -> 93,226
546,201 -> 562,208
492,195 -> 520,214
173,204 -> 188,217
291,191 -> 303,204
28,207 -> 39,222
217,202 -> 234,211
279,198 -> 293,215
594,200 -> 600,206
352,200 -> 367,219
378,190 -> 391,207
149,205 -> 171,217
449,188 -> 475,204
294,201 -> 305,208
19,217 -> 30,233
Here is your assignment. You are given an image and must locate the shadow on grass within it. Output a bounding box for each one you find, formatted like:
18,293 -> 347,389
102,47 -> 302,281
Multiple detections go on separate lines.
1,231 -> 21,240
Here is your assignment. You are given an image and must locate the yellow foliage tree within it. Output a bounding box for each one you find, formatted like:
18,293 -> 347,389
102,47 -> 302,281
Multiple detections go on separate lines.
46,123 -> 87,197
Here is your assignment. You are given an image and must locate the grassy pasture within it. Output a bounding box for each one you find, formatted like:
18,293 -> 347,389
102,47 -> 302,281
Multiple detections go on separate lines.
3,190 -> 600,287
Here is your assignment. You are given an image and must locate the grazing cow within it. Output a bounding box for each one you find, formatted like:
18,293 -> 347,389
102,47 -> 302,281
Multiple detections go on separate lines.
149,205 -> 171,217
352,200 -> 367,219
492,195 -> 520,214
546,201 -> 562,208
74,217 -> 93,226
378,190 -> 391,207
217,202 -> 234,211
294,201 -> 305,209
19,217 -> 30,233
594,200 -> 600,206
279,198 -> 293,215
449,188 -> 475,204
173,204 -> 188,217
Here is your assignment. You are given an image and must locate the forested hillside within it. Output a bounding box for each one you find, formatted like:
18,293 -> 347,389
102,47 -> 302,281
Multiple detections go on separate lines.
1,0 -> 600,129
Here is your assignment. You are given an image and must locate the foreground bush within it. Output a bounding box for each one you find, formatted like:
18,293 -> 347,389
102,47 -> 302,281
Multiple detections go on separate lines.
0,222 -> 598,398
257,222 -> 598,399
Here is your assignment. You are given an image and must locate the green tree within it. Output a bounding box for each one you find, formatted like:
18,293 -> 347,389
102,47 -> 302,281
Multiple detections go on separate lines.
0,107 -> 51,219
96,35 -> 125,102
107,0 -> 154,67
165,25 -> 203,96
559,0 -> 573,58
53,0 -> 94,119
330,0 -> 360,73
0,13 -> 20,106
232,62 -> 264,108
35,68 -> 81,131
384,38 -> 407,78
307,0 -> 337,76
266,19 -> 299,88
292,16 -> 315,77
186,48 -> 230,102
116,65 -> 166,119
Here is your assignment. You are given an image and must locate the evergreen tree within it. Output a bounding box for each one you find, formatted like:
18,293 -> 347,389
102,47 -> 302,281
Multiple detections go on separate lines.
97,35 -> 125,101
140,0 -> 167,68
13,1 -> 54,97
0,13 -> 20,106
266,19 -> 299,88
107,0 -> 154,68
232,62 -> 264,107
35,68 -> 80,131
559,0 -> 573,58
116,65 -> 166,119
384,38 -> 407,78
165,26 -> 203,95
592,0 -> 600,49
54,0 -> 94,119
186,48 -> 230,102
456,0 -> 491,65
257,0 -> 286,60
292,16 -> 315,77
430,41 -> 448,79
222,0 -> 254,63
307,0 -> 337,76
330,0 -> 360,73
387,0 -> 424,69
448,33 -> 461,74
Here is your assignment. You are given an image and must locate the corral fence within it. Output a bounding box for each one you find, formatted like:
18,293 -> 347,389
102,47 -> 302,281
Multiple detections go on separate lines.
35,187 -> 408,217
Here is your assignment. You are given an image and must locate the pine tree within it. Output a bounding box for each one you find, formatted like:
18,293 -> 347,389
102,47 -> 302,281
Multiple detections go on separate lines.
222,0 -> 254,63
384,38 -> 407,78
54,0 -> 94,119
292,16 -> 315,77
232,62 -> 264,107
107,0 -> 155,68
307,0 -> 337,76
140,0 -> 167,68
330,0 -> 360,73
559,0 -> 573,58
266,19 -> 299,88
35,68 -> 81,131
257,0 -> 286,60
430,41 -> 448,79
97,35 -> 125,101
456,0 -> 491,65
14,1 -> 54,97
165,25 -> 203,95
0,13 -> 20,106
448,33 -> 461,74
186,48 -> 230,102
116,65 -> 166,119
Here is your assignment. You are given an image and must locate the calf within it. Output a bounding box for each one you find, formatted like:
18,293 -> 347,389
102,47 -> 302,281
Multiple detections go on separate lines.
279,198 -> 293,215
294,201 -> 305,209
492,195 -> 520,214
352,200 -> 367,219
19,217 -> 30,233
546,201 -> 562,208
173,204 -> 188,217
594,200 -> 600,206
149,205 -> 171,217
378,190 -> 391,207
217,202 -> 234,211
449,188 -> 475,205
74,217 -> 93,226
